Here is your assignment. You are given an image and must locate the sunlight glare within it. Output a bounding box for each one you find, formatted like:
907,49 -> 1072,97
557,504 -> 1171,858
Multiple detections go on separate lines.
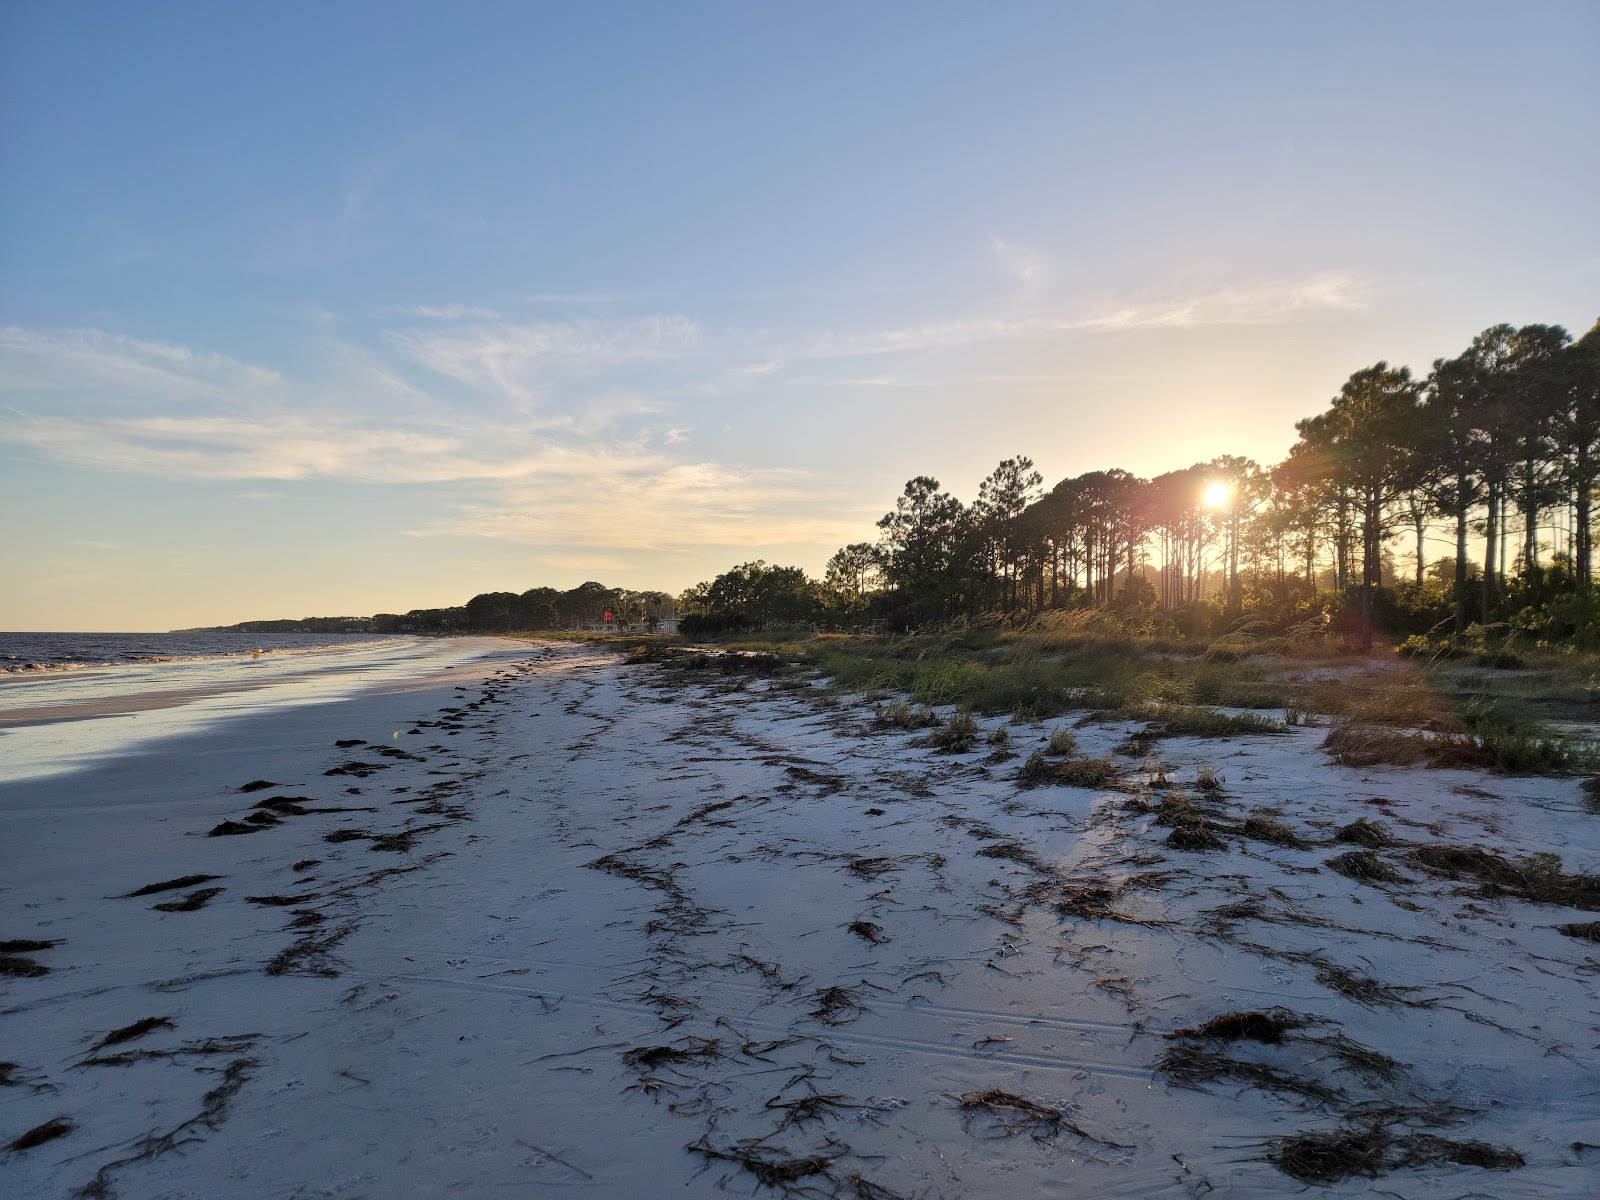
1203,481 -> 1231,508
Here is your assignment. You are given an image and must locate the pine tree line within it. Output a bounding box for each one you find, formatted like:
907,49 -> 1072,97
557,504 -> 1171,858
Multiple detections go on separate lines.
687,319 -> 1600,645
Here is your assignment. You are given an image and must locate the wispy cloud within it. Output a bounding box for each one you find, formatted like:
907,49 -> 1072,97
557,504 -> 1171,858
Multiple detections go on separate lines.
415,448 -> 859,550
809,271 -> 1370,358
0,325 -> 282,408
385,315 -> 699,401
0,321 -> 858,560
388,303 -> 502,321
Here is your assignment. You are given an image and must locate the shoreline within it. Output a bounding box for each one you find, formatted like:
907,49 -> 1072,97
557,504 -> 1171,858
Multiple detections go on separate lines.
2,640 -> 1596,1196
0,636 -> 525,784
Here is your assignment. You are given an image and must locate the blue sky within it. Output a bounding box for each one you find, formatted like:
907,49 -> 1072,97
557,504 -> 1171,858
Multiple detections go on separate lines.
2,1 -> 1596,629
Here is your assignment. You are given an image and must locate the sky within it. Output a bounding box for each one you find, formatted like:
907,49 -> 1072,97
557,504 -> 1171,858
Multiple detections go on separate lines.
2,2 -> 1597,631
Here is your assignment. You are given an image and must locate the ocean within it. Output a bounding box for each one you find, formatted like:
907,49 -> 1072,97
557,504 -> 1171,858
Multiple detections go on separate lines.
1,630 -> 402,674
0,632 -> 520,784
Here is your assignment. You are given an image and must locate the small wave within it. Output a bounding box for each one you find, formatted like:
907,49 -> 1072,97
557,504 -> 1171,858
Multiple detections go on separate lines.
0,636 -> 416,678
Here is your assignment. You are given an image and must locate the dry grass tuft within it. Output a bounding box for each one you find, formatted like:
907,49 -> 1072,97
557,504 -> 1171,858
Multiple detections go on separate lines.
1045,726 -> 1080,757
1017,753 -> 1119,790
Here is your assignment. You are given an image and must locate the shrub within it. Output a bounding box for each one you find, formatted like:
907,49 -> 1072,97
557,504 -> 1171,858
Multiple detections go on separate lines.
1045,727 -> 1080,757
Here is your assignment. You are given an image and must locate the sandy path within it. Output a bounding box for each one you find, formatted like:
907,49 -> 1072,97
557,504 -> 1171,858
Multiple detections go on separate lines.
2,641 -> 1597,1197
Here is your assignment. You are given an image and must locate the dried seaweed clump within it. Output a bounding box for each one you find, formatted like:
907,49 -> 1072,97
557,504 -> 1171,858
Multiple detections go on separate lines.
1325,850 -> 1405,883
1168,1008 -> 1306,1045
1166,823 -> 1226,852
1241,815 -> 1308,849
955,1089 -> 1129,1148
685,1135 -> 843,1189
8,1116 -> 74,1152
1269,1124 -> 1523,1183
1335,818 -> 1393,849
94,1016 -> 174,1049
1408,844 -> 1600,909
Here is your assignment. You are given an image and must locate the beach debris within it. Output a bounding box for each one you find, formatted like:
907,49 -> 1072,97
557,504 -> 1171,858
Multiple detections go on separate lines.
1407,845 -> 1600,908
205,821 -> 261,837
685,1134 -> 844,1189
8,1116 -> 74,1152
1167,1009 -> 1306,1044
152,888 -> 224,912
1335,817 -> 1393,848
334,739 -> 365,747
244,894 -> 318,907
0,955 -> 49,978
1556,920 -> 1600,942
236,780 -> 277,793
94,1017 -> 174,1049
1325,850 -> 1405,883
955,1088 -> 1130,1146
1158,1043 -> 1343,1102
1268,1123 -> 1523,1183
265,923 -> 355,977
73,1057 -> 256,1197
1241,815 -> 1307,848
809,984 -> 872,1025
1166,823 -> 1227,851
0,939 -> 60,953
846,920 -> 889,944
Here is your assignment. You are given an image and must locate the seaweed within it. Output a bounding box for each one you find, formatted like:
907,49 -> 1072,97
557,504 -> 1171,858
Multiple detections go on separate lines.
0,939 -> 59,954
1335,818 -> 1393,849
122,874 -> 224,898
1168,1009 -> 1306,1045
1325,850 -> 1405,884
1269,1124 -> 1523,1183
9,1117 -> 74,1152
94,1017 -> 174,1049
152,887 -> 223,913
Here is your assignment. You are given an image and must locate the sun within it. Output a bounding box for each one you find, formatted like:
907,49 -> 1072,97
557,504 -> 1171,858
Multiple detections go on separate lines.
1203,481 -> 1231,508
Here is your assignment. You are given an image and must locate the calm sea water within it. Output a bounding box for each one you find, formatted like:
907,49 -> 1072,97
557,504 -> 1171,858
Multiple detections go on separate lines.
0,633 -> 520,784
1,630 -> 401,674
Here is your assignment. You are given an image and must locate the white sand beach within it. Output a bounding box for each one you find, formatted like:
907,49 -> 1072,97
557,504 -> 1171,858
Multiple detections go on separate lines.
3,640 -> 1598,1197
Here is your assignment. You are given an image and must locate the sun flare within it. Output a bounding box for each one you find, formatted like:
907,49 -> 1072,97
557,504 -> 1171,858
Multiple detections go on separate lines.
1203,481 -> 1231,508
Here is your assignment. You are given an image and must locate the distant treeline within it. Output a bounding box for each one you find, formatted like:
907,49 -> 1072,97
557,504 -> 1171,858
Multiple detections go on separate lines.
218,582 -> 676,635
680,318 -> 1600,650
